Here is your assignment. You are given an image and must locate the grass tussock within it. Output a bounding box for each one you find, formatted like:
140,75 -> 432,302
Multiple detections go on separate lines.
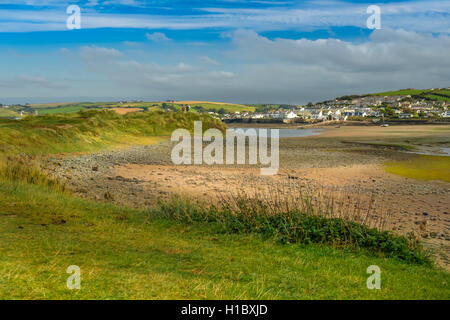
0,155 -> 66,192
149,182 -> 430,266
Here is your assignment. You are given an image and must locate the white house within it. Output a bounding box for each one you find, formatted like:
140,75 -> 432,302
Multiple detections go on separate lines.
251,113 -> 264,119
285,111 -> 298,119
399,113 -> 413,119
310,109 -> 324,120
441,111 -> 450,118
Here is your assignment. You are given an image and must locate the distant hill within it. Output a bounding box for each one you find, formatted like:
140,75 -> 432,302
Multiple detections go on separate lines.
170,101 -> 254,113
0,100 -> 254,117
369,88 -> 450,102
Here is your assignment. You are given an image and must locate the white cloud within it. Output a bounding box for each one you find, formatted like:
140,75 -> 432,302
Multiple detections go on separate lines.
80,45 -> 123,60
0,0 -> 449,33
145,32 -> 170,42
2,28 -> 449,104
210,71 -> 235,78
0,75 -> 67,90
86,0 -> 100,7
200,56 -> 220,65
73,29 -> 450,103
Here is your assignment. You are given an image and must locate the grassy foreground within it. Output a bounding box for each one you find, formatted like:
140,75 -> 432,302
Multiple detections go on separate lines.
0,181 -> 449,299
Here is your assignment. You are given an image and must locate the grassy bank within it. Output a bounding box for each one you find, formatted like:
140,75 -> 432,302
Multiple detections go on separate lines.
1,181 -> 449,299
385,155 -> 450,182
0,109 -> 226,155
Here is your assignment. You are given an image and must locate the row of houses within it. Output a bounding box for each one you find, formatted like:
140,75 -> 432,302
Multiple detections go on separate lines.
223,105 -> 450,121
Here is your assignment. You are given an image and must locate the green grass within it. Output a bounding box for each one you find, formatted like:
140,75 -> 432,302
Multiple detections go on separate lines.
371,89 -> 433,96
385,155 -> 450,182
0,109 -> 19,117
36,105 -> 91,115
26,101 -> 254,115
0,109 -> 226,155
177,102 -> 254,113
371,88 -> 450,102
0,181 -> 449,299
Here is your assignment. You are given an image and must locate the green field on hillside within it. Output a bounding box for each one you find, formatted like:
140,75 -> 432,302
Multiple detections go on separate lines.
371,88 -> 450,102
0,109 -> 19,117
20,101 -> 254,116
175,101 -> 254,113
36,105 -> 90,115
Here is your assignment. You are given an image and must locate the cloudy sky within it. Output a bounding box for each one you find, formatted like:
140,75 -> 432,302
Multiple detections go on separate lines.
0,0 -> 449,104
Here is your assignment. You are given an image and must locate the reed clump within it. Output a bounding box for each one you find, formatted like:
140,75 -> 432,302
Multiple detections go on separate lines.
150,180 -> 430,265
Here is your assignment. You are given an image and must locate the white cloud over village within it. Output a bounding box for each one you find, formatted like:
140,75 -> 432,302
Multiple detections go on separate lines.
15,28 -> 444,104
0,1 -> 449,103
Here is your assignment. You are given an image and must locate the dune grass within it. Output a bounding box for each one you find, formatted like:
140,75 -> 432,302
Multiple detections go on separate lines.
385,155 -> 450,182
151,196 -> 430,265
0,109 -> 226,155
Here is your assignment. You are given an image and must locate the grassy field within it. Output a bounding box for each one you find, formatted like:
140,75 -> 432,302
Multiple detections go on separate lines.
0,109 -> 19,117
0,181 -> 449,299
36,105 -> 90,115
17,100 -> 255,116
174,101 -> 254,113
371,88 -> 450,102
385,155 -> 450,182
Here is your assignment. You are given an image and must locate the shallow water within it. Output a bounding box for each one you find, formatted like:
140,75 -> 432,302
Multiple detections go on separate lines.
406,147 -> 450,157
229,127 -> 322,138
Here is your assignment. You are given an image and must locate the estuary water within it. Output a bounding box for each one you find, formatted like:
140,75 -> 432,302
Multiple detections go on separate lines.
228,127 -> 323,138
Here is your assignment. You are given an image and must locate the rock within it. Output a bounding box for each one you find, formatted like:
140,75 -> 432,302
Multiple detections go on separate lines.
104,191 -> 114,200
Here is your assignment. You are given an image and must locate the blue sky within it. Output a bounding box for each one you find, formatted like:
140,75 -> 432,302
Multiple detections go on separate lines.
0,0 -> 449,104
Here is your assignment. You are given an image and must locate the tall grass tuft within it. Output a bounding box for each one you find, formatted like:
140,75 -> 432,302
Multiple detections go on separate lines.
0,155 -> 66,192
149,182 -> 430,266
